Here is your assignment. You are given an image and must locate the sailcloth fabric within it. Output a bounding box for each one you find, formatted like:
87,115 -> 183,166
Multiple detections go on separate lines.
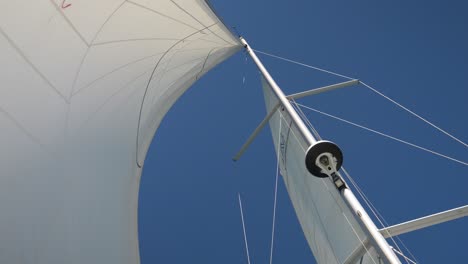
262,77 -> 381,264
0,1 -> 240,263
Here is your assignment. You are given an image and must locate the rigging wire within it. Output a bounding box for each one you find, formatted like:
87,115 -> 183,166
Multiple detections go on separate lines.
269,115 -> 282,264
343,167 -> 419,263
391,247 -> 418,264
253,49 -> 467,149
291,100 -> 322,140
295,103 -> 468,167
252,49 -> 355,81
341,168 -> 416,264
360,81 -> 468,148
342,213 -> 379,264
350,174 -> 418,263
238,193 -> 252,264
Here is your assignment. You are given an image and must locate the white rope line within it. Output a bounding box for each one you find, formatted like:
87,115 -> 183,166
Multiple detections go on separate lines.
253,49 -> 355,81
342,213 -> 379,264
238,193 -> 251,264
296,103 -> 468,166
269,116 -> 282,264
393,235 -> 419,263
360,81 -> 468,148
292,99 -> 322,140
392,247 -> 418,264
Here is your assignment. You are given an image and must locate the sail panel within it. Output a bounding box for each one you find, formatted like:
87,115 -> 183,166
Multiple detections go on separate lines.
262,77 -> 381,264
0,1 -> 240,263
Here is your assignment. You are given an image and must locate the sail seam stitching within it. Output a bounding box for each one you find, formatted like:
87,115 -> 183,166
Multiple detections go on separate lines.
0,107 -> 55,157
48,0 -> 90,46
71,51 -> 166,96
0,28 -> 70,104
170,0 -> 231,45
127,0 -> 201,31
69,0 -> 127,98
135,24 -> 218,168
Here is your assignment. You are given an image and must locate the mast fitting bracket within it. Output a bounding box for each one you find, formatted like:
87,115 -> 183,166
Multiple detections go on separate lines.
305,140 -> 346,190
305,140 -> 343,177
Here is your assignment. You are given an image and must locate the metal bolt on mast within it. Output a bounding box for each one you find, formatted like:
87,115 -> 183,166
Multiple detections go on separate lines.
239,37 -> 401,264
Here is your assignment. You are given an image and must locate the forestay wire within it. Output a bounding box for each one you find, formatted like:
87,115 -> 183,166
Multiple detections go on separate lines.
253,49 -> 468,149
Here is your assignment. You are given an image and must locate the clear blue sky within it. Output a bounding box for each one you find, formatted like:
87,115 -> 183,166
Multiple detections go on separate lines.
138,1 -> 467,263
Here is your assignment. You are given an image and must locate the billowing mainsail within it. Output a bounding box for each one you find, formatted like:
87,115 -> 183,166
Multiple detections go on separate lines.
262,77 -> 382,264
0,1 -> 240,263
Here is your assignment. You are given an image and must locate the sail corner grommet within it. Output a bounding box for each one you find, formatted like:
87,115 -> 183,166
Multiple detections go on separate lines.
305,140 -> 343,178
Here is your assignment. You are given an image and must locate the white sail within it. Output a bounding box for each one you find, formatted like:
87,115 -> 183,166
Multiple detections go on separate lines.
262,77 -> 383,264
0,1 -> 240,263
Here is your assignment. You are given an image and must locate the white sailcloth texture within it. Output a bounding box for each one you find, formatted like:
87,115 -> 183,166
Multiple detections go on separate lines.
262,77 -> 381,264
0,1 -> 240,263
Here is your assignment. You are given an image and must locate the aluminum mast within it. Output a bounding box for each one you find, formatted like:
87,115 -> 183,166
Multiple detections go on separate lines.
240,37 -> 401,264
